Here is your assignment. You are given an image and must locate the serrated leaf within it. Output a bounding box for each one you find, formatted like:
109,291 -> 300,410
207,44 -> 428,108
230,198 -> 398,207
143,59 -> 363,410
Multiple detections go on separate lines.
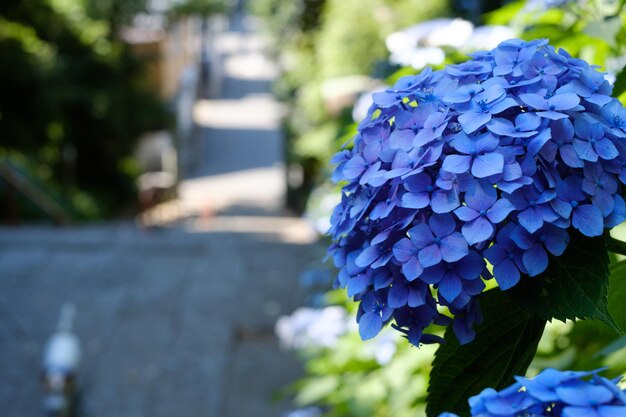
506,232 -> 619,332
426,290 -> 546,417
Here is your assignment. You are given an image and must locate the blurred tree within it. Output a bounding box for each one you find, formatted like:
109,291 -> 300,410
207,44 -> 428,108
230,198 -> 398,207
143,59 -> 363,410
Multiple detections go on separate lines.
84,0 -> 148,35
167,0 -> 226,18
0,0 -> 168,220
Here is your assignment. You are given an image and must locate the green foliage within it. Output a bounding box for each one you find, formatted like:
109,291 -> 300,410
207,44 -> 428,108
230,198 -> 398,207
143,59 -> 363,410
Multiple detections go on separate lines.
608,259 -> 626,332
315,0 -> 448,79
255,0 -> 450,212
0,153 -> 102,220
84,0 -> 147,32
530,257 -> 626,379
167,0 -> 225,18
282,1 -> 626,416
0,0 -> 168,219
506,233 -> 619,332
426,290 -> 546,417
290,327 -> 438,417
486,0 -> 626,75
314,1 -> 379,79
614,67 -> 626,102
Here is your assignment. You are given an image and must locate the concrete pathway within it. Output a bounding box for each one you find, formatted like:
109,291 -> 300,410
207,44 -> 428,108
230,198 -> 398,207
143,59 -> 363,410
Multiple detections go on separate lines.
179,16 -> 287,215
0,14 -> 321,417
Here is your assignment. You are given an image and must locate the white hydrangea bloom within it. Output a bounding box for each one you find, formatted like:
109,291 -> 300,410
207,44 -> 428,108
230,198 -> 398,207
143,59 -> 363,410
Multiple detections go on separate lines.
462,25 -> 516,52
275,306 -> 351,349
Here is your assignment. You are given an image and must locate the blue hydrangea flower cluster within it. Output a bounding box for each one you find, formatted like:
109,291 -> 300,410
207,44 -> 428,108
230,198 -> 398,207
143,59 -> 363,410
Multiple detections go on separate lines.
328,38 -> 626,345
439,368 -> 626,417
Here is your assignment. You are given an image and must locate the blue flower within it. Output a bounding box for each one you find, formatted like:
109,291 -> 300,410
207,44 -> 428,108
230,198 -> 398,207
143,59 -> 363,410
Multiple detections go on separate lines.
388,106 -> 430,150
438,368 -> 626,417
601,99 -> 626,138
443,132 -> 505,178
456,84 -> 519,133
484,224 -> 527,289
392,236 -> 424,281
405,213 -> 469,268
329,38 -> 626,346
519,88 -> 581,120
487,112 -> 541,138
573,116 -> 618,162
541,118 -> 583,168
357,291 -> 393,340
506,183 -> 558,233
387,277 -> 429,308
492,39 -> 542,77
510,223 -> 569,276
400,173 -> 460,213
583,164 -> 619,216
420,250 -> 486,307
454,180 -> 515,245
552,176 -> 605,237
371,69 -> 428,108
573,69 -> 613,106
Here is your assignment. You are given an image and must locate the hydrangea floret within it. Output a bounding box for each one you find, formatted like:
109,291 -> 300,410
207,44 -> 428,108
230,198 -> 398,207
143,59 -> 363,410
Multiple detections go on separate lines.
438,368 -> 626,417
328,38 -> 626,346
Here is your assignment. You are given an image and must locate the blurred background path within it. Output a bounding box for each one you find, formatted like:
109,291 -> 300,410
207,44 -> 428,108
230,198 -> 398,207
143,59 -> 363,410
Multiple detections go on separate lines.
0,12 -> 321,417
178,15 -> 286,216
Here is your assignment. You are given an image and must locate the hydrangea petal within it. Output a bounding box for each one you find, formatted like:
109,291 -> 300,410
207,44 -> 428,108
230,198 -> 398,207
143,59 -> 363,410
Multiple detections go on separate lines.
429,213 -> 457,237
549,93 -> 580,110
472,153 -> 504,178
522,243 -> 548,277
442,154 -> 472,174
493,260 -> 521,290
388,282 -> 409,308
573,139 -> 599,162
572,205 -> 604,237
358,312 -> 383,340
401,192 -> 430,209
596,138 -> 619,160
518,208 -> 544,233
402,258 -> 423,282
431,189 -> 461,213
393,239 -> 414,262
462,217 -> 494,245
555,381 -> 614,406
438,275 -> 462,302
440,234 -> 469,262
419,244 -> 443,268
355,245 -> 380,268
459,112 -> 492,134
487,198 -> 515,223
455,206 -> 480,222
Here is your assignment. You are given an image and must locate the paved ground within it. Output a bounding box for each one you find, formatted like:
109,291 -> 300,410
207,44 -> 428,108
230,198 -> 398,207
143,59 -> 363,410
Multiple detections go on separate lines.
179,16 -> 286,215
0,15 -> 323,417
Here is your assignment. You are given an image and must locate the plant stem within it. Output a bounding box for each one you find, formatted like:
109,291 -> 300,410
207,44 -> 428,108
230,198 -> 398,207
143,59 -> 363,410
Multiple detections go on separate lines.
606,235 -> 626,255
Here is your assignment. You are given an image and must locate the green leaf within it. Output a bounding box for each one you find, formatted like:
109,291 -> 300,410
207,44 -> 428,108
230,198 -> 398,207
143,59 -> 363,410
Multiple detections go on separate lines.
506,232 -> 619,333
596,334 -> 626,357
426,290 -> 546,417
608,259 -> 626,331
294,375 -> 340,405
613,66 -> 626,100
